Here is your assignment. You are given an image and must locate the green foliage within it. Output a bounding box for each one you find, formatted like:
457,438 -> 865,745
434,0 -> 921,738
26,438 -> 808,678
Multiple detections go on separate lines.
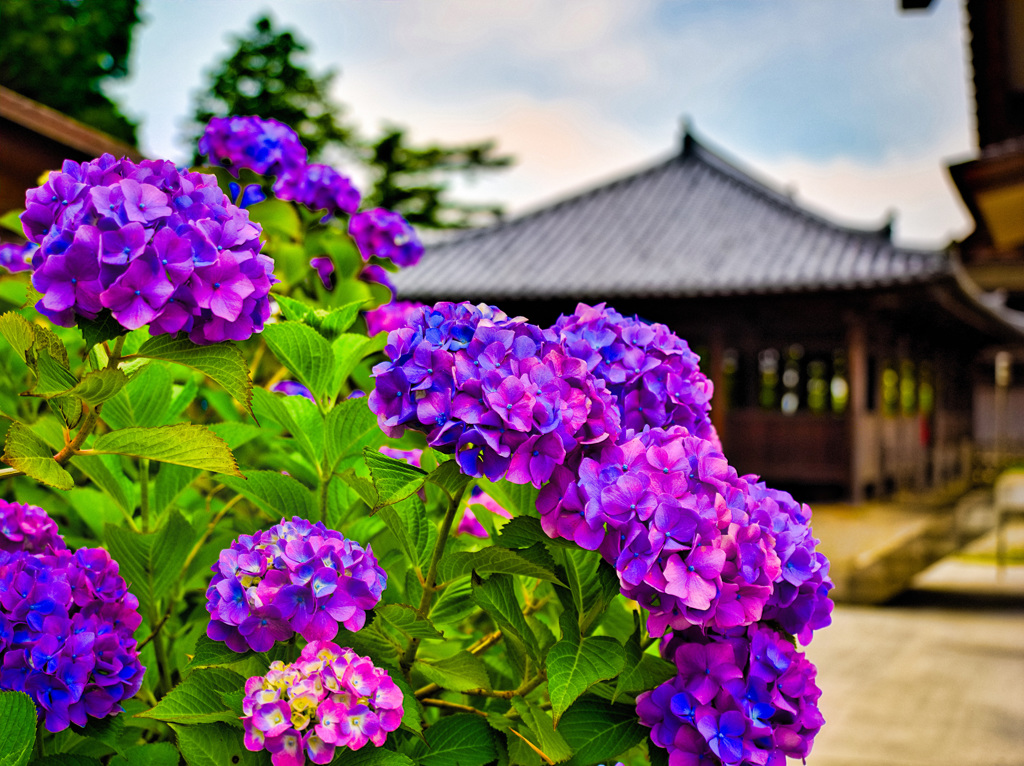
0,690 -> 36,766
0,0 -> 140,142
138,668 -> 246,725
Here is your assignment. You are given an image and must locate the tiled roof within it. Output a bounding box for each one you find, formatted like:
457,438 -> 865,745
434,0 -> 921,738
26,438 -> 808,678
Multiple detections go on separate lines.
394,134 -> 951,301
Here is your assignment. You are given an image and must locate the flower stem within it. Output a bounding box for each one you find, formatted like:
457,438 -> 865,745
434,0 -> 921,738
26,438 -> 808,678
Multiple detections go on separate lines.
139,458 -> 151,532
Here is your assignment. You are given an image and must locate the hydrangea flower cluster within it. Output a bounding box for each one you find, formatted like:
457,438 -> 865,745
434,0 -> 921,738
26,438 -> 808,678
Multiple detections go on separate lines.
206,518 -> 387,653
198,116 -> 308,179
242,641 -> 403,766
349,208 -> 424,268
638,624 -> 824,765
21,154 -> 274,344
548,303 -> 717,444
0,242 -> 34,274
275,164 -> 361,221
368,301 -> 620,486
365,300 -> 425,337
0,498 -> 66,554
0,546 -> 145,732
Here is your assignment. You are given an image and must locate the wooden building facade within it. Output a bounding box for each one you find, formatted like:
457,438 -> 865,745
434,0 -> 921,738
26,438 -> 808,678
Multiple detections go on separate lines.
395,132 -> 1024,501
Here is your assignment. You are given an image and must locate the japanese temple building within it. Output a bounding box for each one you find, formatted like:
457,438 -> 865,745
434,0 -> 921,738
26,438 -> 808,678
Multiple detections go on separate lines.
394,130 -> 1024,502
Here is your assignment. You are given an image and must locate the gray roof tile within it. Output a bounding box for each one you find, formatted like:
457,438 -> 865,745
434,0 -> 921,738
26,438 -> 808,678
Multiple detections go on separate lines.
394,136 -> 951,301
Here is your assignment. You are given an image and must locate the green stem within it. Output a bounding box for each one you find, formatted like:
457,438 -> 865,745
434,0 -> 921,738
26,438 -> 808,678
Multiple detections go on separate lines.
318,472 -> 331,523
401,492 -> 462,672
139,458 -> 150,532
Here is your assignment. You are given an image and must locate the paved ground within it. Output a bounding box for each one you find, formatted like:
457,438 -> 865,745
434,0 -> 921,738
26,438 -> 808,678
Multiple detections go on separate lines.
803,525 -> 1024,766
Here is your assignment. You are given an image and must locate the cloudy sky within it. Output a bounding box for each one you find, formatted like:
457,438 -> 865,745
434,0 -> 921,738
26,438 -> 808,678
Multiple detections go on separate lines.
112,0 -> 977,248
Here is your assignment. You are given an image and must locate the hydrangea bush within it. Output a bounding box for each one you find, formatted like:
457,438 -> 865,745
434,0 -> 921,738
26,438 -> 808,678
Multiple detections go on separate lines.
0,114 -> 830,766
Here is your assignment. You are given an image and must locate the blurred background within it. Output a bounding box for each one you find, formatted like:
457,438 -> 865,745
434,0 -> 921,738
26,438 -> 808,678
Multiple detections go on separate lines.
1,1 -> 1022,763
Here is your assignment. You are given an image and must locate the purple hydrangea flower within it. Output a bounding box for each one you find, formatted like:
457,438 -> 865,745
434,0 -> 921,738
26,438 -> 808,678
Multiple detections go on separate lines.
368,301 -> 620,487
0,546 -> 145,732
273,380 -> 316,402
349,209 -> 423,268
364,300 -> 425,337
548,303 -> 718,445
310,256 -> 334,290
0,242 -> 35,274
206,518 -> 387,653
21,156 -> 274,344
639,624 -> 824,765
242,641 -> 403,764
275,164 -> 361,221
0,499 -> 66,554
198,116 -> 308,179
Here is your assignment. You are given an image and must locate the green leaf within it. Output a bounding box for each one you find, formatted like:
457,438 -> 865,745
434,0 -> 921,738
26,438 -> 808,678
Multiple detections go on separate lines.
138,667 -> 245,724
187,635 -> 260,670
476,477 -> 539,518
152,462 -> 200,515
109,743 -> 180,766
415,651 -> 490,693
560,548 -> 619,634
558,697 -> 648,766
613,618 -> 676,703
426,460 -> 473,502
375,603 -> 444,640
376,495 -> 435,569
207,422 -> 264,450
29,756 -> 102,766
104,510 -> 197,613
70,714 -> 125,755
134,335 -> 253,416
511,699 -> 573,764
61,368 -> 129,406
0,312 -> 34,358
251,387 -> 322,466
330,332 -> 385,394
429,578 -> 477,627
364,448 -> 427,510
337,749 -> 416,766
273,294 -> 318,324
471,573 -> 537,662
0,210 -> 24,236
171,722 -> 262,766
261,322 -> 335,403
418,713 -> 499,766
317,301 -> 364,337
217,470 -> 314,519
100,363 -> 175,429
76,310 -> 125,350
439,547 -> 564,585
324,397 -> 385,473
2,422 -> 73,490
494,516 -> 576,549
246,197 -> 301,239
31,347 -> 77,396
70,453 -> 132,511
547,630 -> 625,725
91,424 -> 241,476
0,690 -> 36,766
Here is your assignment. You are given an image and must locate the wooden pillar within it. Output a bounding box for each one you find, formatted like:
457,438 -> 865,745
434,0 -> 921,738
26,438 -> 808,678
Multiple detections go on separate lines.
847,319 -> 868,503
709,326 -> 727,447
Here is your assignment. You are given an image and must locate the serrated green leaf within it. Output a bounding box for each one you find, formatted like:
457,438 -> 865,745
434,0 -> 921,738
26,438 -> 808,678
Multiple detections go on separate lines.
104,510 -> 196,613
187,635 -> 261,670
415,651 -> 490,693
547,632 -> 625,725
339,748 -> 417,766
70,452 -> 133,511
274,294 -> 318,324
418,713 -> 499,766
494,516 -> 576,549
438,547 -> 563,585
109,742 -> 180,766
207,422 -> 264,450
318,301 -> 363,337
138,667 -> 245,724
251,386 -> 321,466
0,690 -> 36,766
0,311 -> 34,358
376,495 -> 435,569
31,347 -> 77,396
217,470 -> 314,520
262,322 -> 335,403
324,397 -> 385,473
429,578 -> 476,627
100,363 -> 174,429
76,310 -> 125,350
558,697 -> 647,766
613,617 -> 676,703
330,332 -> 385,395
511,698 -> 573,764
471,573 -> 537,664
426,460 -> 473,501
60,368 -> 129,405
171,722 -> 262,766
364,448 -> 427,510
152,462 -> 200,515
70,713 -> 125,755
1,422 -> 73,490
91,423 -> 241,476
134,335 -> 253,416
376,603 -> 444,640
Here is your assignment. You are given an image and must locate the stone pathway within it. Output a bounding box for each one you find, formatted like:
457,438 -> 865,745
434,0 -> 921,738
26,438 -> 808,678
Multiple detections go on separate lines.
803,525 -> 1024,765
